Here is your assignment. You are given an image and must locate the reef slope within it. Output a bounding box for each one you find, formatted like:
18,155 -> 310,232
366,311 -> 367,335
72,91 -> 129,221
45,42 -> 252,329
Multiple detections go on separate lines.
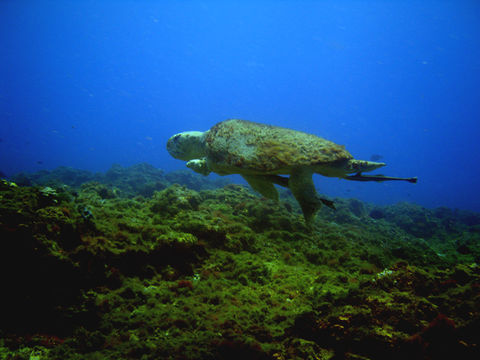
1,164 -> 479,359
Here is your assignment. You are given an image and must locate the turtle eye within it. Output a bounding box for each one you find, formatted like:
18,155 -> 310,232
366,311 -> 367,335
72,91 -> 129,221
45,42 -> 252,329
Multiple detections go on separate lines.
173,135 -> 180,143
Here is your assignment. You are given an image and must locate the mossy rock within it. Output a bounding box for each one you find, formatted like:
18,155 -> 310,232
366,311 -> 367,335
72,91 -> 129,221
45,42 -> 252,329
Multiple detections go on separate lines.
150,184 -> 201,216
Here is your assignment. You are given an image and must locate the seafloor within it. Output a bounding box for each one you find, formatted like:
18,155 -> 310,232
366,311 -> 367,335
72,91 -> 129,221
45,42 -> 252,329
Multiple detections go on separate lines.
0,163 -> 479,360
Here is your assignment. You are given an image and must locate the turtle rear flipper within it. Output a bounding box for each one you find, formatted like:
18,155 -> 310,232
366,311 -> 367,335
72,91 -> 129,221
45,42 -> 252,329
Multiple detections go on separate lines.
289,168 -> 332,225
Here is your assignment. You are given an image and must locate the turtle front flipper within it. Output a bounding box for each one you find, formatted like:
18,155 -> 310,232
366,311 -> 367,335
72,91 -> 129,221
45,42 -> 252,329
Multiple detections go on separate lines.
242,175 -> 279,201
186,158 -> 211,176
289,167 -> 331,225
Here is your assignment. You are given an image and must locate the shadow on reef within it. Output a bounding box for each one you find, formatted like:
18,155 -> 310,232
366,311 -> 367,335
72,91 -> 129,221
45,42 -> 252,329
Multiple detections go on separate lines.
0,164 -> 479,359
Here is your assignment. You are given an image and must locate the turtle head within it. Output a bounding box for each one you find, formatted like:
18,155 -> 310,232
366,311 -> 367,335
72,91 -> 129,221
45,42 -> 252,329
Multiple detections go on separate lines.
344,159 -> 386,174
167,131 -> 207,161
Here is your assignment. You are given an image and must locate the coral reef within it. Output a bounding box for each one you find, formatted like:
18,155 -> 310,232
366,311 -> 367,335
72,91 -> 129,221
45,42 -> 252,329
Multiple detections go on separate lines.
0,165 -> 479,359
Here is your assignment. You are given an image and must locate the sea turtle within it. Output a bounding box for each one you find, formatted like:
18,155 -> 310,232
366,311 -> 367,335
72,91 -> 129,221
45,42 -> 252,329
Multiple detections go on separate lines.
167,119 -> 417,224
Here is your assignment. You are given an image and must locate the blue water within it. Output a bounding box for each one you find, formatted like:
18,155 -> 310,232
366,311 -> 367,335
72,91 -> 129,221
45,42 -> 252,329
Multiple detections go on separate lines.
1,1 -> 479,212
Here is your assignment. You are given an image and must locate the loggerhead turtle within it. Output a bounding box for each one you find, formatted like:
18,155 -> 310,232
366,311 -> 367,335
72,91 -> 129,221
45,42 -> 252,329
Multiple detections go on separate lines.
167,119 -> 417,224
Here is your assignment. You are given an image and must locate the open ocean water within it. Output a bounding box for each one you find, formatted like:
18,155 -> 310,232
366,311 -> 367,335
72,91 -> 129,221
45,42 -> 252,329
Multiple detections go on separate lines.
1,0 -> 479,211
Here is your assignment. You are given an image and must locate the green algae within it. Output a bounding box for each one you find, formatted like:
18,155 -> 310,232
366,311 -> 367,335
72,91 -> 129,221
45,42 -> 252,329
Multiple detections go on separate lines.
1,165 -> 480,359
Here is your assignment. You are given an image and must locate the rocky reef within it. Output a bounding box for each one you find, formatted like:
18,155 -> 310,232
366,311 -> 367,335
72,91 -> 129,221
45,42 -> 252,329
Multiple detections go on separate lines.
0,164 -> 479,359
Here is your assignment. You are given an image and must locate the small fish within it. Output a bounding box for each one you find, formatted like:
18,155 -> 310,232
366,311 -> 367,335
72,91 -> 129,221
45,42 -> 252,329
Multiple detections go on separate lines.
370,154 -> 383,162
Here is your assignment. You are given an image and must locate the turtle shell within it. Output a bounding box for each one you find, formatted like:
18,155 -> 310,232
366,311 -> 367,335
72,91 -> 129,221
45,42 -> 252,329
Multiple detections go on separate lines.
205,119 -> 353,174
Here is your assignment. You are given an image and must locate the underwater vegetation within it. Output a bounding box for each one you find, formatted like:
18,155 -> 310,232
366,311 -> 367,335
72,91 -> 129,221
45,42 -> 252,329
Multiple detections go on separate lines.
0,164 -> 479,359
